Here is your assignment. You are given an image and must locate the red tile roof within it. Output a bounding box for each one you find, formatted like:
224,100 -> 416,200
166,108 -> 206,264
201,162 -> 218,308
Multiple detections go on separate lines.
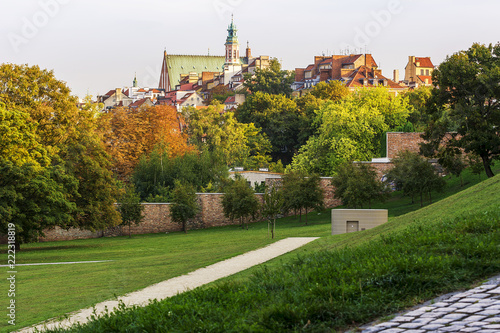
104,89 -> 116,96
305,64 -> 315,71
179,83 -> 195,91
414,57 -> 434,68
417,75 -> 433,84
129,98 -> 149,108
224,96 -> 236,104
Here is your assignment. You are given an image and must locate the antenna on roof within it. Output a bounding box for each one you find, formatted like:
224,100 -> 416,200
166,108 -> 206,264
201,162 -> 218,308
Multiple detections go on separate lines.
208,48 -> 210,56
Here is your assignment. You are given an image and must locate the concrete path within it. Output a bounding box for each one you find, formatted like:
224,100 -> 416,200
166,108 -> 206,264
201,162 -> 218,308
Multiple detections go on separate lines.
359,274 -> 500,333
19,237 -> 319,332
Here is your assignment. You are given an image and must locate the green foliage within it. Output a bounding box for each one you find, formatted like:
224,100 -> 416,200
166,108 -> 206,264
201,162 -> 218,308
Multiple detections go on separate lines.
0,158 -> 76,248
404,86 -> 433,131
282,171 -> 324,224
243,58 -> 294,97
0,104 -> 49,167
310,80 -> 350,101
262,185 -> 284,238
170,180 -> 199,233
117,184 -> 144,238
222,177 -> 260,229
133,148 -> 228,201
236,91 -> 304,164
332,162 -> 389,208
289,87 -> 412,176
183,105 -> 271,169
386,151 -> 446,207
425,42 -> 500,178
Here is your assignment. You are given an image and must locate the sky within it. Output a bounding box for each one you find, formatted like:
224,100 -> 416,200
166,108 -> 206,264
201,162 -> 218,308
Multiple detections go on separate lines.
1,0 -> 499,100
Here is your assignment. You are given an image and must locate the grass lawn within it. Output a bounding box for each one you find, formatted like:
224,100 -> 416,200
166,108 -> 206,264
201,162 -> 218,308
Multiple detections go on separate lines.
2,165 -> 498,332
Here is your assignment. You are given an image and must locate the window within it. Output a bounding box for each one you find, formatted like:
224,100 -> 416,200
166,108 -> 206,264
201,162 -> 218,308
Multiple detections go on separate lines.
426,69 -> 430,76
420,69 -> 424,75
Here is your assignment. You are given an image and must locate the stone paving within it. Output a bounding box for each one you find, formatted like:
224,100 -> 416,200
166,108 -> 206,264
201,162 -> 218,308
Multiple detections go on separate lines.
360,275 -> 500,333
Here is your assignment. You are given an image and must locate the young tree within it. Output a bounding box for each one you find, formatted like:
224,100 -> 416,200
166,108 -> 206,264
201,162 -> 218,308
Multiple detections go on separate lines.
331,162 -> 388,209
170,181 -> 199,234
424,42 -> 500,178
222,178 -> 260,230
282,171 -> 323,224
117,184 -> 144,238
262,185 -> 284,238
386,151 -> 446,207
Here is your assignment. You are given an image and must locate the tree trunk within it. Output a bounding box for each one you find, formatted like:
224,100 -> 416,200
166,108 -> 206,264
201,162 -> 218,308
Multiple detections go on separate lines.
129,224 -> 131,238
299,208 -> 302,223
482,155 -> 495,178
183,221 -> 187,234
305,207 -> 308,225
15,240 -> 21,251
271,218 -> 275,239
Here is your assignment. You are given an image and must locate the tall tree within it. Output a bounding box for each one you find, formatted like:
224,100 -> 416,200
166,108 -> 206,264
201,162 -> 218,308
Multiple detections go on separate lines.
170,180 -> 199,234
424,42 -> 500,178
236,92 -> 304,164
282,171 -> 323,224
289,87 -> 412,176
183,105 -> 271,169
243,58 -> 294,97
99,105 -> 193,179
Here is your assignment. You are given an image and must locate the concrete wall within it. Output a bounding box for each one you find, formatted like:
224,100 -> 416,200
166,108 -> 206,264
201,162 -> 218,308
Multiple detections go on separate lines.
331,209 -> 388,235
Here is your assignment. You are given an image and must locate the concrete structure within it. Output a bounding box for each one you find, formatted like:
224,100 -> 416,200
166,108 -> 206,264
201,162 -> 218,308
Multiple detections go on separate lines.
229,170 -> 283,188
331,209 -> 388,235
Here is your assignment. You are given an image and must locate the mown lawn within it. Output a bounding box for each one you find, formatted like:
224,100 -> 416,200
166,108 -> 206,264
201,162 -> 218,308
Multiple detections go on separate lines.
45,173 -> 500,332
3,165 -> 498,332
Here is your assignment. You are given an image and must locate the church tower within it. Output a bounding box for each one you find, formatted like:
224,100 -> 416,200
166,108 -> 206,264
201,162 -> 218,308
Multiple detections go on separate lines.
225,15 -> 240,65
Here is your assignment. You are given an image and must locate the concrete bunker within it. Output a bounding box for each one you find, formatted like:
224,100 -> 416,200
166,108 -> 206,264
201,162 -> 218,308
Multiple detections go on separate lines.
331,209 -> 388,235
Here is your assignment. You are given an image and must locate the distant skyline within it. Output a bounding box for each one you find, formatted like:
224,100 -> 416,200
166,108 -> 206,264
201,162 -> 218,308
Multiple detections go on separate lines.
1,0 -> 499,99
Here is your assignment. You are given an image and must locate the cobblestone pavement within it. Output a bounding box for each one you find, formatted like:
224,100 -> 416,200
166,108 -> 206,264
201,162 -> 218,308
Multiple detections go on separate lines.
360,275 -> 500,333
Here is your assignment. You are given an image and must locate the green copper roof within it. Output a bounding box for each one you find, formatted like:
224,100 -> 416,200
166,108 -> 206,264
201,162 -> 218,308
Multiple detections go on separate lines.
226,19 -> 238,44
165,54 -> 247,87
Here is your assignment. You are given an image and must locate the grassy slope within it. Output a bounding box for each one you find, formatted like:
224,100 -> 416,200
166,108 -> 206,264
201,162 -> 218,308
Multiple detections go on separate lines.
49,174 -> 500,332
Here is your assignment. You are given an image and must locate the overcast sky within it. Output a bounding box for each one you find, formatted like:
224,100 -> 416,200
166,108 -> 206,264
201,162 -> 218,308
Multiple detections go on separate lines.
1,0 -> 499,99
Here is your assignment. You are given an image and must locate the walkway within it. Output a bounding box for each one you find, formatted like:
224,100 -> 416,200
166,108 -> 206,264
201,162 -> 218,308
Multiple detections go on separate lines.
19,237 -> 319,332
359,274 -> 500,333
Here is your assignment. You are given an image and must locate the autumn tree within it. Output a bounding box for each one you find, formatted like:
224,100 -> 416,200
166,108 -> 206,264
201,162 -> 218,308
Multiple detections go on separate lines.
423,42 -> 500,178
170,180 -> 199,234
243,58 -> 294,97
99,105 -> 193,179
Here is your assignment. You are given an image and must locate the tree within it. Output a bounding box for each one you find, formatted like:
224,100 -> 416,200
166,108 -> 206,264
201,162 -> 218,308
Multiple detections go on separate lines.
0,158 -> 76,250
117,184 -> 144,238
310,80 -> 350,101
183,104 -> 272,169
0,64 -> 122,240
133,147 -> 228,201
331,162 -> 388,208
99,105 -> 193,179
170,180 -> 199,234
404,86 -> 433,131
282,171 -> 323,224
262,185 -> 284,239
288,87 -> 412,175
424,42 -> 500,178
222,177 -> 260,230
385,151 -> 446,207
243,58 -> 294,97
236,92 -> 304,164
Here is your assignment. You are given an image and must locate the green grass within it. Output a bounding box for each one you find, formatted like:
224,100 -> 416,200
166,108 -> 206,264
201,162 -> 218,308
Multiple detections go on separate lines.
43,173 -> 500,332
3,166 -> 498,332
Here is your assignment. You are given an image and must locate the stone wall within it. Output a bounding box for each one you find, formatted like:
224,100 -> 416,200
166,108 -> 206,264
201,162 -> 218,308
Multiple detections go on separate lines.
387,132 -> 425,159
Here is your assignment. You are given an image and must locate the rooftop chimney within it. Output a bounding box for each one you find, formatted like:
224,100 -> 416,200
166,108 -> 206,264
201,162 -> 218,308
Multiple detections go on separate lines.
393,69 -> 399,83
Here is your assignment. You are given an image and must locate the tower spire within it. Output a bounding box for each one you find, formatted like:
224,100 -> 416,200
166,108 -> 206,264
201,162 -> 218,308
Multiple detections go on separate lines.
225,16 -> 239,65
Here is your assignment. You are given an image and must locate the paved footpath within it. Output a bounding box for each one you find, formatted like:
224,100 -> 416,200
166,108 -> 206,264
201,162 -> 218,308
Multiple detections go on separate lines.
19,237 -> 318,333
359,275 -> 500,333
